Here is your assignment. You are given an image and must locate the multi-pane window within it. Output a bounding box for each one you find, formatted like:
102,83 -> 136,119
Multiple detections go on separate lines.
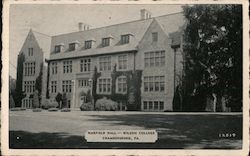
152,32 -> 158,42
51,81 -> 57,93
28,48 -> 33,56
143,101 -> 164,111
144,51 -> 165,67
51,62 -> 58,74
80,59 -> 91,72
78,79 -> 89,88
62,80 -> 72,93
24,62 -> 36,76
63,60 -> 72,73
98,78 -> 111,94
144,76 -> 165,92
24,81 -> 35,93
121,35 -> 130,44
85,40 -> 92,49
118,55 -> 127,70
117,76 -> 127,93
99,56 -> 111,71
102,38 -> 110,47
69,43 -> 76,51
54,45 -> 61,53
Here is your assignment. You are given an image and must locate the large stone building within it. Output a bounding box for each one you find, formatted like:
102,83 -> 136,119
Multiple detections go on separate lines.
46,10 -> 186,111
18,29 -> 51,108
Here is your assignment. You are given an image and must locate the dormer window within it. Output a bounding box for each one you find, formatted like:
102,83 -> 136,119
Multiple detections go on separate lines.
102,38 -> 110,47
85,40 -> 93,49
121,34 -> 131,44
54,43 -> 64,53
55,45 -> 61,53
69,43 -> 76,51
68,41 -> 79,51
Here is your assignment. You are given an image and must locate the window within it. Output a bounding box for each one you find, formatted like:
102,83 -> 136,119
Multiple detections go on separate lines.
28,48 -> 33,56
78,79 -> 89,88
160,102 -> 164,110
99,56 -> 111,71
118,55 -> 127,70
144,76 -> 165,92
80,59 -> 91,72
62,80 -> 72,93
24,62 -> 36,76
55,45 -> 61,53
51,62 -> 58,74
69,43 -> 76,51
152,32 -> 158,42
117,76 -> 127,93
144,51 -> 165,67
63,60 -> 72,73
154,101 -> 159,110
98,78 -> 111,94
51,81 -> 57,93
102,38 -> 110,47
24,81 -> 35,93
121,35 -> 130,44
143,101 -> 147,110
85,40 -> 92,49
143,101 -> 164,111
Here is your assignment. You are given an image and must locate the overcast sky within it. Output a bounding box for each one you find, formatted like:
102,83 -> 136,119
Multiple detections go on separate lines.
9,4 -> 183,78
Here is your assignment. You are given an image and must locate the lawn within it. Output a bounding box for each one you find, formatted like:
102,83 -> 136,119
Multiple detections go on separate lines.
9,110 -> 242,149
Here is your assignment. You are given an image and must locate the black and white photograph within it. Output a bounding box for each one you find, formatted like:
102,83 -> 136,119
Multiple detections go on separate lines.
2,0 -> 249,155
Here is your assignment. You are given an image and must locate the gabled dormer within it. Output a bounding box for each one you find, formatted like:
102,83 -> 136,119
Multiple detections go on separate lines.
84,39 -> 95,49
68,41 -> 80,51
102,35 -> 113,47
54,43 -> 64,53
121,34 -> 133,44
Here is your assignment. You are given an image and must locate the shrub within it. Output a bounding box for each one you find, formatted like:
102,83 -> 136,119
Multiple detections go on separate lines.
80,102 -> 94,111
10,107 -> 26,111
96,97 -> 118,111
48,108 -> 59,112
32,108 -> 42,112
61,108 -> 71,112
41,99 -> 58,109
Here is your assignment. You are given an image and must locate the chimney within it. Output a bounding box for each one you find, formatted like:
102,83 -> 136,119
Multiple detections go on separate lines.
140,9 -> 152,20
78,22 -> 90,31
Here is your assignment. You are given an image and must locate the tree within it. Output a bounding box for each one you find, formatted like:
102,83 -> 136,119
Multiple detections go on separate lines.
14,53 -> 26,107
33,90 -> 39,108
62,93 -> 68,108
55,92 -> 62,108
35,63 -> 43,108
182,5 -> 242,112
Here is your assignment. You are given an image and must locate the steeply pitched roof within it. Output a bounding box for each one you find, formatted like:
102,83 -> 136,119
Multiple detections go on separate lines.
49,12 -> 185,60
32,30 -> 51,60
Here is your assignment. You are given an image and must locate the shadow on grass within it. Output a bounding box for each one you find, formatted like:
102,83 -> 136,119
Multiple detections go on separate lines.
10,114 -> 242,149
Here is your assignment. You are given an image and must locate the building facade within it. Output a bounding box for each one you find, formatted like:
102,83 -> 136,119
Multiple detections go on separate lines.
18,29 -> 51,108
46,10 -> 185,111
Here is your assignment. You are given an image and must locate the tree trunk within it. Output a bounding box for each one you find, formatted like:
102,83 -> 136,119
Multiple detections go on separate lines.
212,93 -> 217,112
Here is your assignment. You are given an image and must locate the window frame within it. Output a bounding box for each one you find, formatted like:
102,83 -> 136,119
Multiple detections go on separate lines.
121,34 -> 130,44
85,40 -> 92,49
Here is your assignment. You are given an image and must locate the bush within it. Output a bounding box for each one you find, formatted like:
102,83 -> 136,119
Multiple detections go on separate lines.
80,102 -> 94,111
10,107 -> 26,111
41,99 -> 58,109
48,108 -> 59,112
32,108 -> 42,112
96,97 -> 118,111
61,108 -> 71,112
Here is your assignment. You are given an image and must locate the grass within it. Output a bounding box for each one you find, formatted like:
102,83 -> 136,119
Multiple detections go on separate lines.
9,111 -> 242,149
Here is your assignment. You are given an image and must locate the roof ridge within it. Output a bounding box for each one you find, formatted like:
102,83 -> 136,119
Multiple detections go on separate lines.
52,11 -> 183,37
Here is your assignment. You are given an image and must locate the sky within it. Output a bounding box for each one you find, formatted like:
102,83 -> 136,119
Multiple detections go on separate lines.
9,4 -> 183,79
